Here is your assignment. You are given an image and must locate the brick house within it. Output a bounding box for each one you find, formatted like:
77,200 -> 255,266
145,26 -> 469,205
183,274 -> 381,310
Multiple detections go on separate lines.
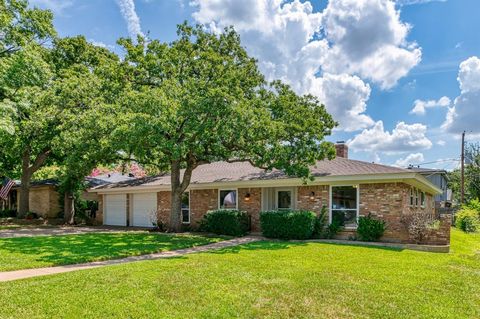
90,143 -> 450,245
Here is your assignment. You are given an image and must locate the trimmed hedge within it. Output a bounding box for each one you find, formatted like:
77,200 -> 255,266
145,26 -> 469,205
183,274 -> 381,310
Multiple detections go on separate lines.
357,213 -> 386,241
200,209 -> 250,236
260,210 -> 316,239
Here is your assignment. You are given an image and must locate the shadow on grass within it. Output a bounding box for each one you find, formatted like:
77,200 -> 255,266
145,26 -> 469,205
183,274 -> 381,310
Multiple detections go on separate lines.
0,233 -> 221,268
207,239 -> 404,255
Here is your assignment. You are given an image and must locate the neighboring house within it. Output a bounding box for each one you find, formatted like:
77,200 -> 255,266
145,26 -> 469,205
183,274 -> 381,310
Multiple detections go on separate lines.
2,173 -> 135,218
89,143 -> 451,245
406,167 -> 452,207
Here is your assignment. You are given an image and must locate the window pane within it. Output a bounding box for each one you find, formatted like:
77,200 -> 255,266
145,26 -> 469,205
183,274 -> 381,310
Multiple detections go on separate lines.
181,209 -> 190,223
332,209 -> 357,228
220,190 -> 237,209
181,192 -> 189,209
332,186 -> 357,210
277,191 -> 291,209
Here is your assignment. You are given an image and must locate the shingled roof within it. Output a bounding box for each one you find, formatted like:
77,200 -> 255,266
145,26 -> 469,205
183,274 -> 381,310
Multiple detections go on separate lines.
94,157 -> 410,190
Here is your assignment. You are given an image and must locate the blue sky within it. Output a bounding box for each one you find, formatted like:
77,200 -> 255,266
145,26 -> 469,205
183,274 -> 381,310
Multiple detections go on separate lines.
30,0 -> 480,170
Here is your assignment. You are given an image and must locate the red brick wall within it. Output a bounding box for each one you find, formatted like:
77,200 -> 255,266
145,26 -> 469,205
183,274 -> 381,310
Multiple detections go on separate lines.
190,189 -> 218,227
359,182 -> 408,242
296,185 -> 329,214
238,188 -> 262,231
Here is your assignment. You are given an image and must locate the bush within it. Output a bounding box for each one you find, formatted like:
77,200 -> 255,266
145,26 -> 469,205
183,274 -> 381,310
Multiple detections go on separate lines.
401,213 -> 440,244
357,213 -> 386,241
455,208 -> 480,233
465,199 -> 480,214
260,210 -> 316,239
0,209 -> 17,218
200,209 -> 250,236
311,206 -> 343,239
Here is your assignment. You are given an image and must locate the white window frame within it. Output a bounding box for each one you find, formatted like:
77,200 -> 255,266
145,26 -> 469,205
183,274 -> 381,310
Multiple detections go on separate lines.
181,191 -> 190,224
415,188 -> 419,207
275,187 -> 294,210
329,185 -> 360,229
218,188 -> 238,210
420,191 -> 426,208
409,187 -> 414,207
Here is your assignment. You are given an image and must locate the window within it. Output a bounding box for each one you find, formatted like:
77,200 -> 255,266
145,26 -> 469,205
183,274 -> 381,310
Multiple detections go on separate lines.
277,190 -> 292,210
219,189 -> 237,209
181,192 -> 190,224
421,192 -> 426,207
415,188 -> 419,206
410,188 -> 414,206
331,186 -> 358,228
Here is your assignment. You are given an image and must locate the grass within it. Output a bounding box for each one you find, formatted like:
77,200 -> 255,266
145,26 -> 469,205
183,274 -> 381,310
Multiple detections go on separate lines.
0,232 -> 225,271
0,229 -> 478,318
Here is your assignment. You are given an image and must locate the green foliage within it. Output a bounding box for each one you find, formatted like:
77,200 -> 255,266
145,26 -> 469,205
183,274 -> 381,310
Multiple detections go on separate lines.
0,209 -> 16,218
0,0 -> 56,59
448,143 -> 480,203
455,208 -> 480,233
260,210 -> 316,240
114,23 -> 336,230
465,199 -> 480,213
200,209 -> 250,236
357,213 -> 386,242
312,206 -> 328,238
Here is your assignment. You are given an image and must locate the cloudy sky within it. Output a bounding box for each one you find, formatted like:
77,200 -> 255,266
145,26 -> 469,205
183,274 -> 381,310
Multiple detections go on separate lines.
31,0 -> 480,169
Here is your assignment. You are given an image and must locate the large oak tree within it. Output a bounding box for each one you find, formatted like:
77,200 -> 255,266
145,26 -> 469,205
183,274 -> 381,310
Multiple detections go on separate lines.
115,24 -> 337,231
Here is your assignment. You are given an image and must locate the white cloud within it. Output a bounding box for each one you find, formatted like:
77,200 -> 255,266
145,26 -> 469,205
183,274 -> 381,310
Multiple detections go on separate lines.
395,0 -> 446,5
89,39 -> 115,50
442,56 -> 480,133
437,140 -> 446,146
394,152 -> 424,167
348,120 -> 432,154
29,0 -> 74,13
321,0 -> 421,89
116,0 -> 144,39
310,73 -> 374,131
410,96 -> 450,115
190,0 -> 421,131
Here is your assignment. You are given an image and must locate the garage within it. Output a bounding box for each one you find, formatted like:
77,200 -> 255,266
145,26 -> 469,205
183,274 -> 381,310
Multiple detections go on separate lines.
104,194 -> 127,226
132,193 -> 157,227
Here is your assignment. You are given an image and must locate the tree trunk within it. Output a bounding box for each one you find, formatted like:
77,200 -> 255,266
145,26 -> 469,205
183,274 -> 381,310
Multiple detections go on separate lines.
170,161 -> 182,232
169,159 -> 196,232
18,151 -> 32,217
18,148 -> 51,218
64,191 -> 75,225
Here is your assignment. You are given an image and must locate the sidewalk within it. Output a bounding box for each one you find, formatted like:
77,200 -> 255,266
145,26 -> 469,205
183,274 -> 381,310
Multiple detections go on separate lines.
0,236 -> 261,282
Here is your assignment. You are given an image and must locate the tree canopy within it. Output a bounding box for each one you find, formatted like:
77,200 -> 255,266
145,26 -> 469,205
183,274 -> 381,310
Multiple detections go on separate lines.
114,23 -> 336,230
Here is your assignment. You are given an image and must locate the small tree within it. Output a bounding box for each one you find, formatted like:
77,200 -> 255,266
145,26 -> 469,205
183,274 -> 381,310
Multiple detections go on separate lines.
114,23 -> 336,231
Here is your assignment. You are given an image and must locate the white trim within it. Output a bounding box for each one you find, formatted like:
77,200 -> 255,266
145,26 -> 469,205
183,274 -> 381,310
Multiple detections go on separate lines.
329,184 -> 360,229
182,191 -> 191,224
91,172 -> 442,196
218,188 -> 238,210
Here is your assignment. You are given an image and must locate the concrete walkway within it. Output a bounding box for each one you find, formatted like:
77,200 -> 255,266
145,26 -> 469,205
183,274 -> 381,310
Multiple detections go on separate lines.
0,236 -> 261,282
0,226 -> 147,238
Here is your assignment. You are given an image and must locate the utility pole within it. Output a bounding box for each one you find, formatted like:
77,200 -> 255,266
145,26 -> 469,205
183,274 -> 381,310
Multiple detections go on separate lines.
461,131 -> 465,204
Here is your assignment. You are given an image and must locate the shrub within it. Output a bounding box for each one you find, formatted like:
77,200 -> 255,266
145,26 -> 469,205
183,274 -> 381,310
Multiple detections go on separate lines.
455,208 -> 480,233
312,206 -> 328,238
0,209 -> 16,218
200,209 -> 250,236
465,199 -> 480,214
401,213 -> 440,244
357,213 -> 386,241
312,206 -> 343,239
260,210 -> 316,239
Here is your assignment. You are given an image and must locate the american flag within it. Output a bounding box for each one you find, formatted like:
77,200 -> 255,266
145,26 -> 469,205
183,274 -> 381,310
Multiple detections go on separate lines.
0,178 -> 15,200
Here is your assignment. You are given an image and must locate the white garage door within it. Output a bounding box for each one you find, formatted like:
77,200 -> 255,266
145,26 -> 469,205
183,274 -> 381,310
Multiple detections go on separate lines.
104,194 -> 127,226
132,193 -> 157,227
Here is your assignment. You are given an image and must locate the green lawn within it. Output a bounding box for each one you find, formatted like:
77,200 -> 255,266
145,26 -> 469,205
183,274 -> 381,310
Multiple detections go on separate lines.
0,229 -> 478,318
0,232 -> 225,271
